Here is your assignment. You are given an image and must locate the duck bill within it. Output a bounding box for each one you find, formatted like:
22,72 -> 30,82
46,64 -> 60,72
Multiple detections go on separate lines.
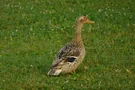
87,19 -> 95,24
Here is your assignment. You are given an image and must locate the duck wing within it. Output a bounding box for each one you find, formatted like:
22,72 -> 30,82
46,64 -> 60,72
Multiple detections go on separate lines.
51,43 -> 81,68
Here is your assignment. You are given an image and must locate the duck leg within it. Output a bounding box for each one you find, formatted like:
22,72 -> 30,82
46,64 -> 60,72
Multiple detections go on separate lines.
72,69 -> 76,73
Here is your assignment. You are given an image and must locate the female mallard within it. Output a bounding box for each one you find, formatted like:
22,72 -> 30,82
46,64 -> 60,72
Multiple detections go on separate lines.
48,16 -> 94,75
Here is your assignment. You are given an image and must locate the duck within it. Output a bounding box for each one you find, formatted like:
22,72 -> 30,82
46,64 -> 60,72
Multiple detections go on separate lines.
47,16 -> 94,75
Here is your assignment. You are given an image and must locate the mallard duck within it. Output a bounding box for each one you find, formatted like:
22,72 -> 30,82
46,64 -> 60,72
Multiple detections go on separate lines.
47,16 -> 94,75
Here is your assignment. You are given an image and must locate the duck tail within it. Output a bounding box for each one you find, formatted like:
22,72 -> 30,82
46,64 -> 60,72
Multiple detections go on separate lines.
47,69 -> 62,76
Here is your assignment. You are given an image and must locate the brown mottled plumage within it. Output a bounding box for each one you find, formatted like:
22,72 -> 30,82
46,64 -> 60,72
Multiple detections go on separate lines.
47,16 -> 94,75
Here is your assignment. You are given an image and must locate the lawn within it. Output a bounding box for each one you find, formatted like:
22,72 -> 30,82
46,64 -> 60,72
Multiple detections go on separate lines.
0,0 -> 135,89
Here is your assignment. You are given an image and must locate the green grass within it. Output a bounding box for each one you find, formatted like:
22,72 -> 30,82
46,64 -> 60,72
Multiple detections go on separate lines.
0,0 -> 135,89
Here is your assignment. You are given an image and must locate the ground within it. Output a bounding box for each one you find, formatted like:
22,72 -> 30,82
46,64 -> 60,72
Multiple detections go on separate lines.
0,0 -> 135,89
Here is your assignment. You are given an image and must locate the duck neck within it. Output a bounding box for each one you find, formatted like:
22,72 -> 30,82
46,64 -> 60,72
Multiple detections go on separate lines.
73,22 -> 83,43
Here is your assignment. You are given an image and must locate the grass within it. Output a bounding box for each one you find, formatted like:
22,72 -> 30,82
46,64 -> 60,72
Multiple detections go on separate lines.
0,0 -> 135,89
